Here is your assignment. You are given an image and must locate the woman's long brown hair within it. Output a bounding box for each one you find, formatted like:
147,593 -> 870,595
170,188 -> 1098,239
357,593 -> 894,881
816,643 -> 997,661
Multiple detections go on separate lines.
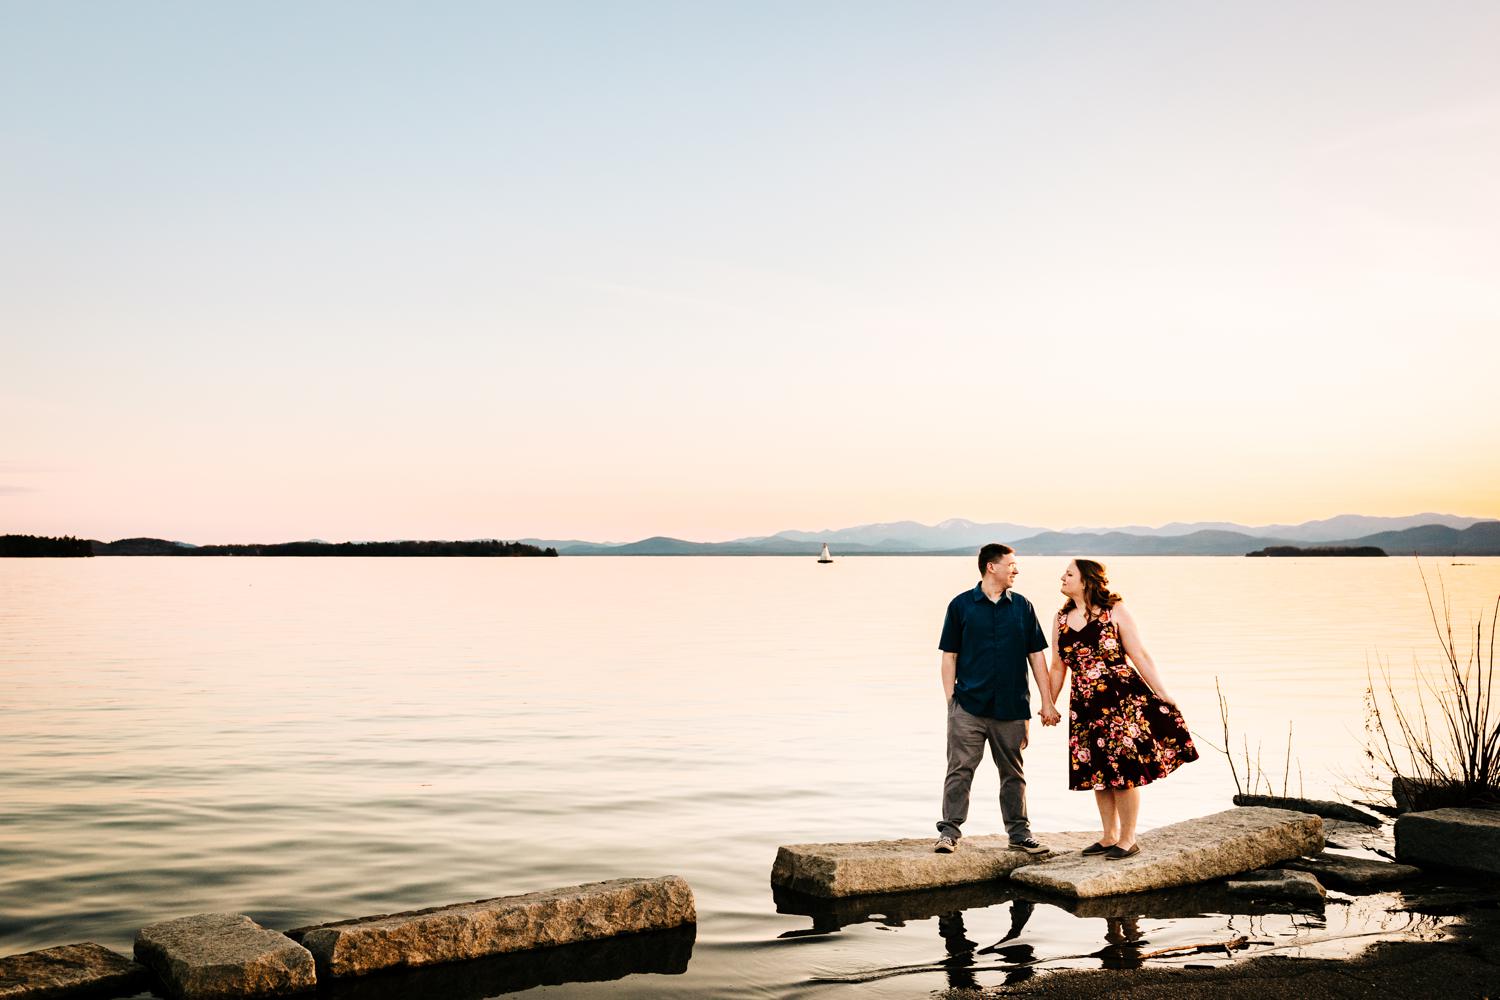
1061,558 -> 1122,615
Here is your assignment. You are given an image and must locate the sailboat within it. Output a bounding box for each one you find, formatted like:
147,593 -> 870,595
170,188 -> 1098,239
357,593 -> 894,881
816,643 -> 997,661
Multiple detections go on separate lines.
817,543 -> 834,564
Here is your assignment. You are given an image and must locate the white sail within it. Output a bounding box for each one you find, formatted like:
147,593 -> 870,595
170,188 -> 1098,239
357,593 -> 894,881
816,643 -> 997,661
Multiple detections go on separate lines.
818,543 -> 833,562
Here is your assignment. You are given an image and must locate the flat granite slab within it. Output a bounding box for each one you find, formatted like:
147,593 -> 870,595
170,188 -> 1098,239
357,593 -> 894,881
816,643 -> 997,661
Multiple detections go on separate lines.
291,876 -> 695,978
135,913 -> 315,999
771,832 -> 1099,898
1010,807 -> 1324,899
0,943 -> 149,1000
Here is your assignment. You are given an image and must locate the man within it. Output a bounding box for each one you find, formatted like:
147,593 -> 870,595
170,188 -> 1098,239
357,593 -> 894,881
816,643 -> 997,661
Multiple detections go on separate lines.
935,543 -> 1060,854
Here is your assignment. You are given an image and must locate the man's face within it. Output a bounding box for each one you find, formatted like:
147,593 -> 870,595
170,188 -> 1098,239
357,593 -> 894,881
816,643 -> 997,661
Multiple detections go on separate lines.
988,553 -> 1019,588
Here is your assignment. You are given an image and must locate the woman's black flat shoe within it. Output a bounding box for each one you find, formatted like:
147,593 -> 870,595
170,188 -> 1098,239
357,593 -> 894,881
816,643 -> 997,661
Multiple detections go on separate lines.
1103,844 -> 1140,860
1081,841 -> 1113,856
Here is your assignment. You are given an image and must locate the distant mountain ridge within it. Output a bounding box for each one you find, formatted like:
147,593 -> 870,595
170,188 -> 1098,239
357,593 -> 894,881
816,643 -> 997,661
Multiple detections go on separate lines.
1060,512 -> 1482,541
530,514 -> 1499,556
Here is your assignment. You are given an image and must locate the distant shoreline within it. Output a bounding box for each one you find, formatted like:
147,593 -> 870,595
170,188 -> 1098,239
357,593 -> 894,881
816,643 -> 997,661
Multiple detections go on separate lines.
0,535 -> 557,558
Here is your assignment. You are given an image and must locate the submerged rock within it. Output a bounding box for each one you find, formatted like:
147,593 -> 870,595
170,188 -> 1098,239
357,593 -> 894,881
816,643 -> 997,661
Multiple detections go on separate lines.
1233,793 -> 1383,826
770,832 -> 1099,898
1320,818 -> 1389,849
1396,807 -> 1500,875
1282,851 -> 1421,890
1010,807 -> 1324,899
1226,868 -> 1326,904
0,942 -> 149,1000
292,876 -> 695,979
134,913 -> 315,999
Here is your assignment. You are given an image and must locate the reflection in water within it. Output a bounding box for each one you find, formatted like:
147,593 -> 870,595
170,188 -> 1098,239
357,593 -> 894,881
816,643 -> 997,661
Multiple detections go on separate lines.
975,899 -> 1038,985
936,910 -> 979,990
315,925 -> 695,1000
1043,880 -> 1324,920
1096,915 -> 1144,969
776,876 -> 1339,986
938,904 -> 1041,989
773,880 -> 1020,934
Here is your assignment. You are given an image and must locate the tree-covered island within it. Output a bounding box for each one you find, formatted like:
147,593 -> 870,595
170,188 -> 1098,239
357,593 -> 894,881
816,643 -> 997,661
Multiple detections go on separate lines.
0,535 -> 558,557
1246,545 -> 1387,557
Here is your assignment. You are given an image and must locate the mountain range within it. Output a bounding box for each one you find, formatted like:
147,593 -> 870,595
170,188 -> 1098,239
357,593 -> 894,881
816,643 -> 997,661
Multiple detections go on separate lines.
525,514 -> 1500,557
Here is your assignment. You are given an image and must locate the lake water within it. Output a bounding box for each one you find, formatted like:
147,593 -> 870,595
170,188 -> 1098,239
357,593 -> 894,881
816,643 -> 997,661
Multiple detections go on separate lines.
3,556 -> 1496,997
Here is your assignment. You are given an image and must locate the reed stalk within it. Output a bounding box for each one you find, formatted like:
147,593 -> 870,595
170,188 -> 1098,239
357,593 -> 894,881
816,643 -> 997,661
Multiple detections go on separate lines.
1364,567 -> 1500,810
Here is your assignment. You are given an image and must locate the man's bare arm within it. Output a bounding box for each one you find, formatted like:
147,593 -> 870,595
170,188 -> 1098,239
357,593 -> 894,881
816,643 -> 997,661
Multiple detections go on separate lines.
941,651 -> 957,700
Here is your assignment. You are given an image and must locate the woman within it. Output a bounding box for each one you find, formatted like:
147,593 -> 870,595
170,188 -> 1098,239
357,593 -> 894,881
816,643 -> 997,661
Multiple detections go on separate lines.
1045,559 -> 1197,859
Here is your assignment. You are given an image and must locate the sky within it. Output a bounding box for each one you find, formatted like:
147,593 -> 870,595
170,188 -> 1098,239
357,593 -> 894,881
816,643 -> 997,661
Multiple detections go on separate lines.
4,2 -> 1499,543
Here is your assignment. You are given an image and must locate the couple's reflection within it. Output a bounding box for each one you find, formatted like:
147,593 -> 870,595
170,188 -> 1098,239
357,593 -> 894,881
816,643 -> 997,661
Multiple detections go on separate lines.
937,899 -> 1037,988
937,904 -> 1148,987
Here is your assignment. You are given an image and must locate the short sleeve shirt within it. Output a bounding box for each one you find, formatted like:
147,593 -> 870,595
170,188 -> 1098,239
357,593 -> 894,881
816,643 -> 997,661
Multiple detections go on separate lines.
939,583 -> 1049,720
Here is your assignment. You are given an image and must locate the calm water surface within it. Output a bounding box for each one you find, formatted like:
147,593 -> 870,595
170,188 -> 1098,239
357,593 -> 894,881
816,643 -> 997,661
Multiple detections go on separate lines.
3,556 -> 1496,997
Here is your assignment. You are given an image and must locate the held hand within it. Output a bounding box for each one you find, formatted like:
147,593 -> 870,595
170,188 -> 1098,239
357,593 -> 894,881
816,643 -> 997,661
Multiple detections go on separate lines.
1039,705 -> 1061,726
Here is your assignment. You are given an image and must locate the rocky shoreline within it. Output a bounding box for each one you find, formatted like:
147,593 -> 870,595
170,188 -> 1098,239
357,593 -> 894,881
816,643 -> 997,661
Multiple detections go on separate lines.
5,800 -> 1498,999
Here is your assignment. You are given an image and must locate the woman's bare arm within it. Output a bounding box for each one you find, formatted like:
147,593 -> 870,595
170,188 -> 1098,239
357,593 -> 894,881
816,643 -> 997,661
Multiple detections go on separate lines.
1112,603 -> 1176,705
1046,614 -> 1065,708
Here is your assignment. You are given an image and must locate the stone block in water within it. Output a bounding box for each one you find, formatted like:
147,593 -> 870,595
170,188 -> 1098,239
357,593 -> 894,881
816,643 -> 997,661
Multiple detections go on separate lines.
134,913 -> 315,999
291,876 -> 695,978
0,942 -> 149,1000
1009,807 -> 1324,899
1396,807 -> 1500,875
770,832 -> 1099,898
1226,868 -> 1326,904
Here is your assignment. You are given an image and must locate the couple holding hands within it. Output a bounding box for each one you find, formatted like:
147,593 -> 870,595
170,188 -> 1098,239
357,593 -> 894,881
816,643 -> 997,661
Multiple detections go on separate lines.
935,544 -> 1197,860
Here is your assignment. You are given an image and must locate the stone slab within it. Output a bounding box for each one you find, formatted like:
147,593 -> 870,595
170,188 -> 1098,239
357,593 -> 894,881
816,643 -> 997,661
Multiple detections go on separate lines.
770,832 -> 1099,898
0,943 -> 149,1000
1396,807 -> 1500,875
1226,868 -> 1326,904
135,913 -> 315,999
1010,807 -> 1324,899
291,876 -> 695,978
1233,794 -> 1384,826
1282,851 -> 1421,890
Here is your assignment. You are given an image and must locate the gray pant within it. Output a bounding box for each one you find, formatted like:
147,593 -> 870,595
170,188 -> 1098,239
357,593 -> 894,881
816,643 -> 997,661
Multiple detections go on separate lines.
938,698 -> 1030,842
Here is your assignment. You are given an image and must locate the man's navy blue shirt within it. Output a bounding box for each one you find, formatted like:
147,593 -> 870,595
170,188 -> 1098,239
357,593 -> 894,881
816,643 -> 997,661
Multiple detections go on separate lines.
939,583 -> 1049,720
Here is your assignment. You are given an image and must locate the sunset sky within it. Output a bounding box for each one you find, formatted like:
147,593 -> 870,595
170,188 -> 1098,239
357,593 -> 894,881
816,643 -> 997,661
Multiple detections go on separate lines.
5,2 -> 1498,543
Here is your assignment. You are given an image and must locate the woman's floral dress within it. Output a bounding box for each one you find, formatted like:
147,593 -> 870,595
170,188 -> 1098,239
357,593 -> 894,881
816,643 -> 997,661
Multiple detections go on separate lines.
1059,608 -> 1198,791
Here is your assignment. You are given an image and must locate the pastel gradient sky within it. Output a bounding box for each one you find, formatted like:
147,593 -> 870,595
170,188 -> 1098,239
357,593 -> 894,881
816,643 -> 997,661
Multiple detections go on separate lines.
5,2 -> 1499,543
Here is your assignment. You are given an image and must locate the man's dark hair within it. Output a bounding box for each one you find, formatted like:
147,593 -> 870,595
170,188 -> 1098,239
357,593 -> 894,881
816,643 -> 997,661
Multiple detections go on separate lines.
978,543 -> 1014,576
